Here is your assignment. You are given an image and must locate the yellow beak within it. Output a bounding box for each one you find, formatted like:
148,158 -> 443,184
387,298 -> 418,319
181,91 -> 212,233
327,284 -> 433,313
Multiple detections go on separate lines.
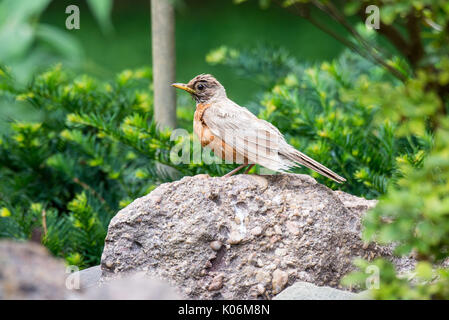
171,83 -> 196,94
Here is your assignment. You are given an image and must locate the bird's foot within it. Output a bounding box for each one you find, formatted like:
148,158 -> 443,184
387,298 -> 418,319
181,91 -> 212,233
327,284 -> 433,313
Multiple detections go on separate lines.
222,164 -> 247,178
243,164 -> 255,174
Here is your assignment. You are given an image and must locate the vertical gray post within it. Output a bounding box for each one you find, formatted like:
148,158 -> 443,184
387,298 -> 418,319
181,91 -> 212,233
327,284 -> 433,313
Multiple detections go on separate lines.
151,0 -> 176,129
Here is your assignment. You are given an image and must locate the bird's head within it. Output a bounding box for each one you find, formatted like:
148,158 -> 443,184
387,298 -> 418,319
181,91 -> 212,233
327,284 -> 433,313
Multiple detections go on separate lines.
172,74 -> 226,104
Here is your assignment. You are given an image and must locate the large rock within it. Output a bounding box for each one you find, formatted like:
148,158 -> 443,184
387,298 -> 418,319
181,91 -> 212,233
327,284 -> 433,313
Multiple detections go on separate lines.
100,174 -> 410,299
0,240 -> 182,300
0,240 -> 67,299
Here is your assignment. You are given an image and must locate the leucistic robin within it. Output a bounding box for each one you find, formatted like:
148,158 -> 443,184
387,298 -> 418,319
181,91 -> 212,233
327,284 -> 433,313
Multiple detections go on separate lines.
172,74 -> 346,183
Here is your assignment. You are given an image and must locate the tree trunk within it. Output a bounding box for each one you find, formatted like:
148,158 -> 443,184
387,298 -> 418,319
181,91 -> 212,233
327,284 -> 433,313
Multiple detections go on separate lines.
151,0 -> 176,129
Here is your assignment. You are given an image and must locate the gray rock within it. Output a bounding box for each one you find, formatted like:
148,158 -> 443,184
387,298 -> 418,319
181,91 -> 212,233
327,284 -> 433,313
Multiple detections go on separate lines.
273,281 -> 358,300
0,240 -> 183,300
0,240 -> 67,299
76,265 -> 102,289
100,173 -> 412,299
333,190 -> 378,215
69,272 -> 183,300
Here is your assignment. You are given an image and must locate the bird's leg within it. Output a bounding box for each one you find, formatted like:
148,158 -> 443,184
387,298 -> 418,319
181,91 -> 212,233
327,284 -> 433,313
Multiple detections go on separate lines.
243,164 -> 255,174
223,164 -> 247,178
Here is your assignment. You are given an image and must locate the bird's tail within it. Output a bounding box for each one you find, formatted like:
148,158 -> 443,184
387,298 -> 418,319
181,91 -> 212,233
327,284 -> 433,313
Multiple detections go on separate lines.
281,148 -> 346,184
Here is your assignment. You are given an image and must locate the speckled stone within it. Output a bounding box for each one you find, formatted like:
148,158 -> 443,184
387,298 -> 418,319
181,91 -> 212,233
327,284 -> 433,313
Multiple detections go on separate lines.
100,173 -> 414,299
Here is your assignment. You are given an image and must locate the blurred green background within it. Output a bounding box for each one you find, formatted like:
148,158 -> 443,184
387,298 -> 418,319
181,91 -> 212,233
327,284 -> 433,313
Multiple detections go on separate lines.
42,0 -> 344,100
0,0 -> 346,131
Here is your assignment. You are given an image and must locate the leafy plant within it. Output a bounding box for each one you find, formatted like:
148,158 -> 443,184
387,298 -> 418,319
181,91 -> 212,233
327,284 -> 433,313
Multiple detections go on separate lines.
0,0 -> 113,83
0,57 -> 245,267
0,65 -> 174,267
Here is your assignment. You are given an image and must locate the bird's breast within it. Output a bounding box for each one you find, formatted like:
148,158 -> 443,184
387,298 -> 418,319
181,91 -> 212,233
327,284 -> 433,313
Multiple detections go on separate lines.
193,103 -> 213,148
193,103 -> 242,163
194,103 -> 211,124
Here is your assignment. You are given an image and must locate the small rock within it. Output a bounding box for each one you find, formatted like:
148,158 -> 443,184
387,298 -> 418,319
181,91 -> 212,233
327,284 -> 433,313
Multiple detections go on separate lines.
247,252 -> 257,265
151,195 -> 162,204
257,283 -> 266,295
270,235 -> 280,244
265,228 -> 274,237
255,269 -> 271,285
104,260 -> 114,269
247,175 -> 268,190
286,221 -> 300,236
274,225 -> 282,235
275,248 -> 287,257
208,274 -> 224,291
272,269 -> 288,294
210,241 -> 222,251
251,226 -> 263,236
228,230 -> 243,245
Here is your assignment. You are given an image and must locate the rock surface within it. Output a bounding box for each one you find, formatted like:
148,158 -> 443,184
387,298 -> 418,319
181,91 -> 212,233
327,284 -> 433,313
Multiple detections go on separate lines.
273,281 -> 360,300
0,240 -> 67,299
77,265 -> 102,290
100,173 -> 410,299
69,272 -> 183,300
0,240 -> 182,300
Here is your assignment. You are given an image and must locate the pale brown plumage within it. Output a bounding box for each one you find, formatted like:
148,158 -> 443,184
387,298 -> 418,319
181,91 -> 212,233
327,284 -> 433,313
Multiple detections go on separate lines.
172,74 -> 346,183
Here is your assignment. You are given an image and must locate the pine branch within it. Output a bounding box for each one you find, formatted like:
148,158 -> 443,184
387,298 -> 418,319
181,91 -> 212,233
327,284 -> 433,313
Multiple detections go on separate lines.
311,0 -> 407,82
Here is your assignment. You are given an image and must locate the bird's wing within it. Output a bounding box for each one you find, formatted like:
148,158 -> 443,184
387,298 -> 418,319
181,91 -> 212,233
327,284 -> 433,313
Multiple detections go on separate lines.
202,99 -> 346,183
202,99 -> 293,171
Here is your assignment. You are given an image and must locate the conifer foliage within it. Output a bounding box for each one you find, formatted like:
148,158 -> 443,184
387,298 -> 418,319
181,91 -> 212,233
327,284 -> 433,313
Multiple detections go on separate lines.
0,65 -> 220,267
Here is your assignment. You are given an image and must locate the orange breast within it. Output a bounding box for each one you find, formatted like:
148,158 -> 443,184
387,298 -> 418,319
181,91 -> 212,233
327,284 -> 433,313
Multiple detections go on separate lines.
193,103 -> 244,163
193,103 -> 214,148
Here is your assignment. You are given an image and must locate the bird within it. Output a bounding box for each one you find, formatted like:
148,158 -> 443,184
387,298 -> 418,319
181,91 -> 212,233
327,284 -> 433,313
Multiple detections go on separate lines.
172,74 -> 346,183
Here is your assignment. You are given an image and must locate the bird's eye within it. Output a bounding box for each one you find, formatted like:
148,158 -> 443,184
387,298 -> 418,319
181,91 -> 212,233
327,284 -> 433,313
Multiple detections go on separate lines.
197,84 -> 205,90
